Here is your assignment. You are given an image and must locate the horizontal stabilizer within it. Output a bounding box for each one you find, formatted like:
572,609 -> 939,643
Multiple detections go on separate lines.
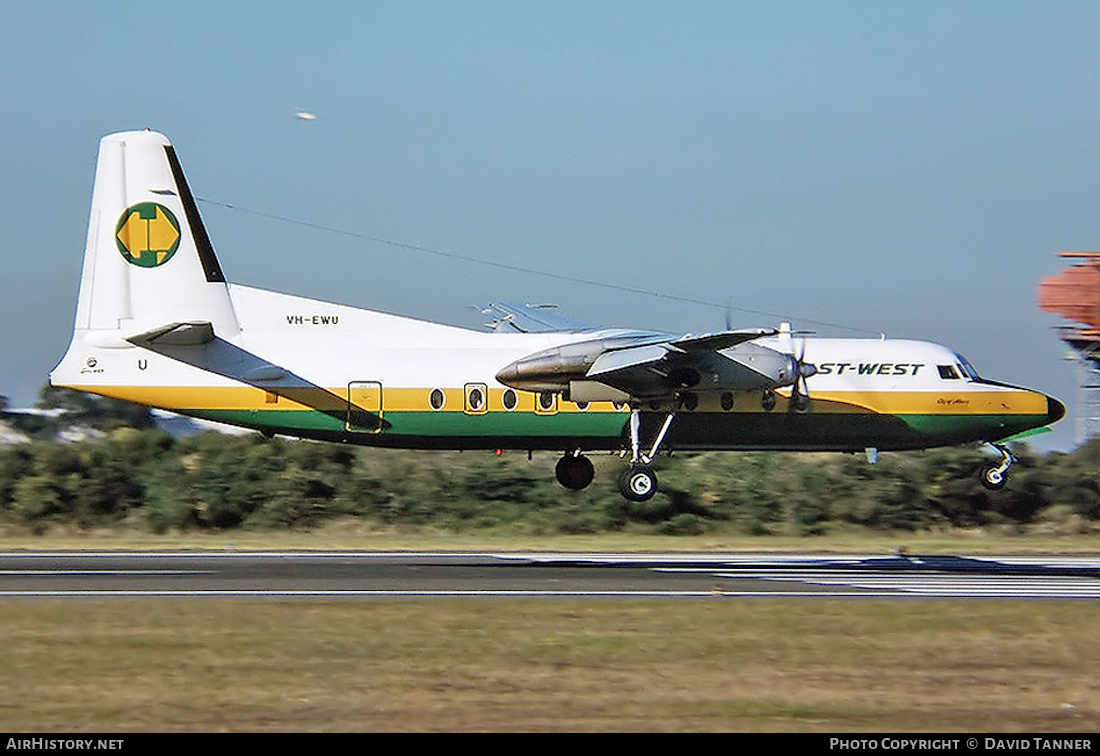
128,326 -> 387,431
127,321 -> 215,347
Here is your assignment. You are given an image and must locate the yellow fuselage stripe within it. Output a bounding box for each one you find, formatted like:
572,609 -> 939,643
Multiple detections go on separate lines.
65,384 -> 1049,417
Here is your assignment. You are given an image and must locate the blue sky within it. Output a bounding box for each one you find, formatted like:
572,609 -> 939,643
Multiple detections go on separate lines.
2,1 -> 1097,450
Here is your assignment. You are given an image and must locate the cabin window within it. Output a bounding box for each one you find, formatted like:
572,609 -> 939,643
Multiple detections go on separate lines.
574,401 -> 589,412
429,388 -> 445,411
721,392 -> 735,411
468,387 -> 484,411
502,388 -> 518,411
937,365 -> 960,380
464,383 -> 488,414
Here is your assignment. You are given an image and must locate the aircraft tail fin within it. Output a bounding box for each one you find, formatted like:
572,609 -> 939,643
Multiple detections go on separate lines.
51,130 -> 240,391
70,130 -> 238,339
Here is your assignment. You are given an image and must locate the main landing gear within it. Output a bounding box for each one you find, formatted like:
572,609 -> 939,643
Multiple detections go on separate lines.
555,451 -> 595,490
553,408 -> 675,501
980,442 -> 1016,491
618,465 -> 658,501
616,408 -> 674,502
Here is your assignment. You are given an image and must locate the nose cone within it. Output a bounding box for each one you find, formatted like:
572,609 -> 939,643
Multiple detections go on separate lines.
1047,395 -> 1067,425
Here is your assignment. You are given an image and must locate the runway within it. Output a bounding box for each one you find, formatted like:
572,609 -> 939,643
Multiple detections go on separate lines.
1,551 -> 1099,599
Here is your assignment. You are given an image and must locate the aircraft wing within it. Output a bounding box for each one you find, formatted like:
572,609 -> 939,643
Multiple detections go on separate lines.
127,322 -> 387,430
585,329 -> 780,397
483,302 -> 599,333
666,330 -> 775,352
496,326 -> 788,399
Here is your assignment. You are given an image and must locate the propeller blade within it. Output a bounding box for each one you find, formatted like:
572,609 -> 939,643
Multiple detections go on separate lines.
787,330 -> 816,413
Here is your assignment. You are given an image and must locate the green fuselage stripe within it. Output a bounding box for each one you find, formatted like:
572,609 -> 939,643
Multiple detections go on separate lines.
182,406 -> 1048,452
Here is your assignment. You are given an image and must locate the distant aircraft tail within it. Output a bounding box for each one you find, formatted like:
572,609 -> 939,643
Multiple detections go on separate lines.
52,130 -> 240,388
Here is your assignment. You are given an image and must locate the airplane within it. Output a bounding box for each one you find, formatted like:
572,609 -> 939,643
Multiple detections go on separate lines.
50,130 -> 1066,501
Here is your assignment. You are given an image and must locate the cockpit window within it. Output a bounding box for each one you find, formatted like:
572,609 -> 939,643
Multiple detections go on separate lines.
938,365 -> 960,380
955,355 -> 980,380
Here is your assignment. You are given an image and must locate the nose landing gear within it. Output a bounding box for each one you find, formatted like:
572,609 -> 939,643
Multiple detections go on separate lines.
979,443 -> 1016,491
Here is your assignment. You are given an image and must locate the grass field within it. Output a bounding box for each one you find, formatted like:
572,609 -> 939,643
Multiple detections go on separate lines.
1,598 -> 1098,732
0,528 -> 1099,732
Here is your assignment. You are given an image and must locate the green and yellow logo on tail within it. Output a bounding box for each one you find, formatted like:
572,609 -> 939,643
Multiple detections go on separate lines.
115,202 -> 180,267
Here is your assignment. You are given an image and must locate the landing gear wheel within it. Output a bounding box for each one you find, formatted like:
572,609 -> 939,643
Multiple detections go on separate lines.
555,454 -> 595,490
979,442 -> 1015,491
761,389 -> 776,412
618,465 -> 658,502
980,463 -> 1007,491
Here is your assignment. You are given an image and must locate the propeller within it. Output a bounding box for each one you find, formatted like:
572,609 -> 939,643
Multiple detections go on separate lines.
779,323 -> 817,412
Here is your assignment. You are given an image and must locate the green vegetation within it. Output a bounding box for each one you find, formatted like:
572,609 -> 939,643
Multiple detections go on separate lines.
1,420 -> 1099,538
